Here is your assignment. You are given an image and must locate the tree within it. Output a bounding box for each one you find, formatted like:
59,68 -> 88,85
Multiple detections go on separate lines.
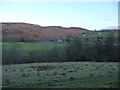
2,44 -> 28,65
19,35 -> 30,42
2,35 -> 18,42
94,39 -> 105,61
104,33 -> 117,61
64,37 -> 82,61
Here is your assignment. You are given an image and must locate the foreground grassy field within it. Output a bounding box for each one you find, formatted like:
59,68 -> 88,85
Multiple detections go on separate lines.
2,62 -> 119,88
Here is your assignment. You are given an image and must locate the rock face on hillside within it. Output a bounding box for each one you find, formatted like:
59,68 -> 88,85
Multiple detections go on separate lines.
2,22 -> 90,42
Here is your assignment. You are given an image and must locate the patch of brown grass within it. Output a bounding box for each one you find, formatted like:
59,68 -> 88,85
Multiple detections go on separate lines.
30,65 -> 56,71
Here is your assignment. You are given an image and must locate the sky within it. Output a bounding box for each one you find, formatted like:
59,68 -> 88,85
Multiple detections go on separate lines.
0,1 -> 118,30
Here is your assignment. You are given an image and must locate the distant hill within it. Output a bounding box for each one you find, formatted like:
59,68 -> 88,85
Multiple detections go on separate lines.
2,22 -> 90,42
102,25 -> 119,30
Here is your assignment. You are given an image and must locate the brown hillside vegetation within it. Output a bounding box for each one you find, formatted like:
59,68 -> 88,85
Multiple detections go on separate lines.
2,22 -> 90,42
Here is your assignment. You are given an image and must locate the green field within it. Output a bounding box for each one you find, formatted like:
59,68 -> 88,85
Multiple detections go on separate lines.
2,42 -> 66,53
81,32 -> 118,38
2,62 -> 119,88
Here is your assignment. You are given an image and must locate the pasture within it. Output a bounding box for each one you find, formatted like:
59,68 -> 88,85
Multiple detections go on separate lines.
2,62 -> 119,88
81,32 -> 118,38
1,42 -> 66,53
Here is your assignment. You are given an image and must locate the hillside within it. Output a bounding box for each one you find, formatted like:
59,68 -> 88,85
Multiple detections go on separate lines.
2,22 -> 90,42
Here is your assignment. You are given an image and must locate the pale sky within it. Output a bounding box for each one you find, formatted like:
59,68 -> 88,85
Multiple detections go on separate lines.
0,1 -> 118,30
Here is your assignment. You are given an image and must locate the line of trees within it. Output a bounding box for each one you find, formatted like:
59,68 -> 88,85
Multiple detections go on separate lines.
2,34 -> 119,65
2,35 -> 32,42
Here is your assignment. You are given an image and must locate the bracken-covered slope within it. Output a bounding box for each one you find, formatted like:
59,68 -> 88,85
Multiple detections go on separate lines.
2,22 -> 90,42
